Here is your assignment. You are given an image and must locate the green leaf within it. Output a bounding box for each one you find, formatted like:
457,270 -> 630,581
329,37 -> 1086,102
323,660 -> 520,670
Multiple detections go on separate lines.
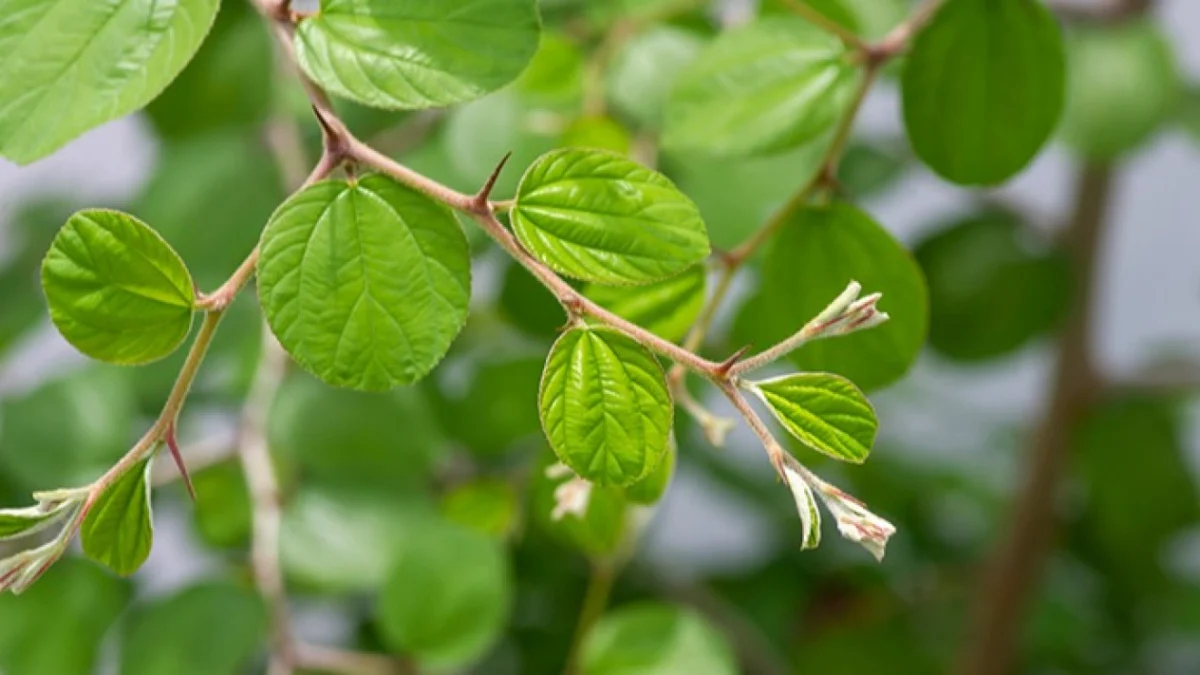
442,479 -> 520,539
269,371 -> 444,486
517,30 -> 584,106
584,265 -> 706,343
80,457 -> 154,577
512,149 -> 710,285
1060,19 -> 1181,159
144,3 -> 272,139
532,451 -> 629,556
294,0 -> 540,110
377,518 -> 512,668
257,174 -> 471,391
837,140 -> 909,199
662,16 -> 860,157
760,203 -> 928,391
121,583 -> 267,675
539,327 -> 673,486
435,355 -> 543,457
582,603 -> 737,675
915,210 -> 1069,361
498,260 -> 567,337
281,486 -> 435,593
561,116 -> 633,155
0,503 -> 71,541
901,0 -> 1064,185
189,461 -> 251,549
0,0 -> 220,163
751,373 -> 877,464
42,210 -> 196,365
625,436 -> 675,505
0,558 -> 131,675
606,26 -> 705,129
0,366 -> 136,490
1075,396 -> 1199,591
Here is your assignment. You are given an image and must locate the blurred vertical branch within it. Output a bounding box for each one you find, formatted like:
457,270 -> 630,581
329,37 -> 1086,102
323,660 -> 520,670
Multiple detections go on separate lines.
956,163 -> 1113,675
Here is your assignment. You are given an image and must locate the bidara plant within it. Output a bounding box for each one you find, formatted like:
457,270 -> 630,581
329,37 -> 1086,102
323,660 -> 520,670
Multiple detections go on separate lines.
0,0 -> 1070,667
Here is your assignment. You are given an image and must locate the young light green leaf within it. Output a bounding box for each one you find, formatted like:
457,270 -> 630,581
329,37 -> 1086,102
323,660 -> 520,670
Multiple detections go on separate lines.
584,265 -> 707,343
662,16 -> 859,157
778,457 -> 821,550
294,0 -> 540,110
760,204 -> 928,391
582,603 -> 737,675
902,0 -> 1064,185
42,210 -> 195,366
0,503 -> 72,541
377,519 -> 512,669
1060,19 -> 1181,159
751,373 -> 878,464
257,174 -> 471,391
512,149 -> 710,285
80,458 -> 154,577
0,0 -> 220,164
624,436 -> 675,505
539,327 -> 673,486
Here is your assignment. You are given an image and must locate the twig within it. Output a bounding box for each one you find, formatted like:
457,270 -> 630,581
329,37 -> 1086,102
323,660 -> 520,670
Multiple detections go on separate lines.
565,561 -> 617,675
779,0 -> 868,51
955,164 -> 1114,675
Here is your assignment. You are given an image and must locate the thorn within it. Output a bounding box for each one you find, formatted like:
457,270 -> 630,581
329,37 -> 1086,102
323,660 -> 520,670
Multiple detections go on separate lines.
472,152 -> 513,211
165,425 -> 196,502
714,345 -> 753,377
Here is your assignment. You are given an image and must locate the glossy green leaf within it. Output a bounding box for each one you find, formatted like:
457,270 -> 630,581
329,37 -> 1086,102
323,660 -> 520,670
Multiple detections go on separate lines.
0,0 -> 220,163
42,210 -> 195,365
442,479 -> 520,539
144,3 -> 272,139
532,451 -> 629,556
1060,19 -> 1181,159
0,366 -> 136,491
80,458 -> 153,577
121,583 -> 267,675
582,603 -> 737,675
257,174 -> 471,391
606,26 -> 705,129
377,518 -> 512,668
902,0 -> 1064,185
760,204 -> 928,391
281,486 -> 435,593
584,265 -> 706,343
662,16 -> 859,157
0,559 -> 131,675
751,373 -> 877,464
269,371 -> 444,486
539,327 -> 673,486
0,503 -> 71,541
513,149 -> 710,285
625,436 -> 675,505
294,0 -> 540,110
915,211 -> 1069,361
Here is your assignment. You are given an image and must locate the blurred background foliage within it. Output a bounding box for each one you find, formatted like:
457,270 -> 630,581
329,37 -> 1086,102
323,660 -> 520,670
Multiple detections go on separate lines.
1,0 -> 1199,673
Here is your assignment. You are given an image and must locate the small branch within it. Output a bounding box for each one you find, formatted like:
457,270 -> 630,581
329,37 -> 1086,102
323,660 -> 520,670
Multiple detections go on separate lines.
779,0 -> 868,51
565,561 -> 618,675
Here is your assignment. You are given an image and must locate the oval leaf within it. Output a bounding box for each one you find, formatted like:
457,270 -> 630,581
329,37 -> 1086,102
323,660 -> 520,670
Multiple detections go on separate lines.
751,373 -> 877,463
80,458 -> 154,577
512,149 -> 710,285
377,519 -> 512,668
584,265 -> 707,343
294,0 -> 540,110
662,16 -> 860,157
42,210 -> 195,365
582,603 -> 737,675
902,0 -> 1064,185
759,203 -> 928,391
1060,19 -> 1180,160
539,327 -> 672,486
0,0 -> 220,164
257,174 -> 471,391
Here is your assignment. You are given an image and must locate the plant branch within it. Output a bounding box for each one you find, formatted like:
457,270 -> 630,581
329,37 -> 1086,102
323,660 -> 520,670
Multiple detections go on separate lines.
565,560 -> 618,675
779,0 -> 868,51
955,163 -> 1114,675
